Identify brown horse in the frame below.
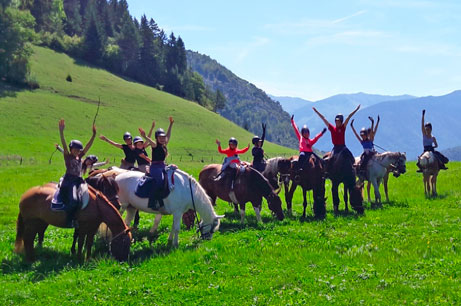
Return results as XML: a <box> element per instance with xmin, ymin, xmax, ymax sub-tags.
<box><xmin>285</xmin><ymin>154</ymin><xmax>327</xmax><ymax>219</ymax></box>
<box><xmin>199</xmin><ymin>164</ymin><xmax>284</xmax><ymax>223</ymax></box>
<box><xmin>14</xmin><ymin>184</ymin><xmax>131</xmax><ymax>262</ymax></box>
<box><xmin>324</xmin><ymin>150</ymin><xmax>364</xmax><ymax>214</ymax></box>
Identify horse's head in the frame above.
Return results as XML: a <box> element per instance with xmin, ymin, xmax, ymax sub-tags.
<box><xmin>109</xmin><ymin>228</ymin><xmax>132</xmax><ymax>262</ymax></box>
<box><xmin>277</xmin><ymin>158</ymin><xmax>292</xmax><ymax>175</ymax></box>
<box><xmin>350</xmin><ymin>185</ymin><xmax>364</xmax><ymax>215</ymax></box>
<box><xmin>266</xmin><ymin>192</ymin><xmax>284</xmax><ymax>221</ymax></box>
<box><xmin>87</xmin><ymin>175</ymin><xmax>121</xmax><ymax>209</ymax></box>
<box><xmin>392</xmin><ymin>153</ymin><xmax>407</xmax><ymax>176</ymax></box>
<box><xmin>198</xmin><ymin>215</ymin><xmax>223</xmax><ymax>240</ymax></box>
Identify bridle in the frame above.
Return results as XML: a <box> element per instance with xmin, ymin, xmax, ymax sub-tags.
<box><xmin>188</xmin><ymin>177</ymin><xmax>216</xmax><ymax>239</ymax></box>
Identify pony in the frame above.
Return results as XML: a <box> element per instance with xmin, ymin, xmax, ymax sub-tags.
<box><xmin>324</xmin><ymin>151</ymin><xmax>364</xmax><ymax>214</ymax></box>
<box><xmin>199</xmin><ymin>164</ymin><xmax>284</xmax><ymax>224</ymax></box>
<box><xmin>115</xmin><ymin>169</ymin><xmax>223</xmax><ymax>247</ymax></box>
<box><xmin>418</xmin><ymin>151</ymin><xmax>440</xmax><ymax>197</ymax></box>
<box><xmin>14</xmin><ymin>184</ymin><xmax>131</xmax><ymax>262</ymax></box>
<box><xmin>261</xmin><ymin>157</ymin><xmax>292</xmax><ymax>192</ymax></box>
<box><xmin>285</xmin><ymin>154</ymin><xmax>326</xmax><ymax>219</ymax></box>
<box><xmin>356</xmin><ymin>152</ymin><xmax>406</xmax><ymax>204</ymax></box>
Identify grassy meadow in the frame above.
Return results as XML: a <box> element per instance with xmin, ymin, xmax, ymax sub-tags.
<box><xmin>0</xmin><ymin>47</ymin><xmax>459</xmax><ymax>305</ymax></box>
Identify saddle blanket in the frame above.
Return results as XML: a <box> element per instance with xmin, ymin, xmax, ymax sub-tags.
<box><xmin>51</xmin><ymin>177</ymin><xmax>89</xmax><ymax>211</ymax></box>
<box><xmin>135</xmin><ymin>165</ymin><xmax>177</xmax><ymax>209</ymax></box>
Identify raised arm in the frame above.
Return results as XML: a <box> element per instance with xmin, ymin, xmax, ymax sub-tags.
<box><xmin>261</xmin><ymin>123</ymin><xmax>266</xmax><ymax>146</ymax></box>
<box><xmin>343</xmin><ymin>104</ymin><xmax>361</xmax><ymax>127</ymax></box>
<box><xmin>236</xmin><ymin>144</ymin><xmax>250</xmax><ymax>154</ymax></box>
<box><xmin>99</xmin><ymin>135</ymin><xmax>123</xmax><ymax>149</ymax></box>
<box><xmin>165</xmin><ymin>117</ymin><xmax>174</xmax><ymax>144</ymax></box>
<box><xmin>82</xmin><ymin>124</ymin><xmax>97</xmax><ymax>156</ymax></box>
<box><xmin>312</xmin><ymin>107</ymin><xmax>330</xmax><ymax>127</ymax></box>
<box><xmin>372</xmin><ymin>115</ymin><xmax>380</xmax><ymax>141</ymax></box>
<box><xmin>290</xmin><ymin>115</ymin><xmax>301</xmax><ymax>140</ymax></box>
<box><xmin>350</xmin><ymin>119</ymin><xmax>362</xmax><ymax>143</ymax></box>
<box><xmin>58</xmin><ymin>119</ymin><xmax>69</xmax><ymax>155</ymax></box>
<box><xmin>147</xmin><ymin>121</ymin><xmax>155</xmax><ymax>138</ymax></box>
<box><xmin>421</xmin><ymin>110</ymin><xmax>427</xmax><ymax>136</ymax></box>
<box><xmin>139</xmin><ymin>128</ymin><xmax>157</xmax><ymax>148</ymax></box>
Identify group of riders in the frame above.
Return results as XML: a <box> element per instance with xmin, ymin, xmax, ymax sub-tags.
<box><xmin>55</xmin><ymin>107</ymin><xmax>448</xmax><ymax>228</ymax></box>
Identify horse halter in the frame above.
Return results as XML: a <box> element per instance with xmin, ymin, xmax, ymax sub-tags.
<box><xmin>188</xmin><ymin>177</ymin><xmax>215</xmax><ymax>239</ymax></box>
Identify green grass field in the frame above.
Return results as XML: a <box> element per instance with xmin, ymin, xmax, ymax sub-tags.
<box><xmin>0</xmin><ymin>47</ymin><xmax>459</xmax><ymax>305</ymax></box>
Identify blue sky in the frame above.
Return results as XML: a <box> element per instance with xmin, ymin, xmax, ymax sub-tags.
<box><xmin>127</xmin><ymin>0</ymin><xmax>461</xmax><ymax>101</ymax></box>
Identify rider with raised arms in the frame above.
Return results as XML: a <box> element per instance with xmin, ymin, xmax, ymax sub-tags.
<box><xmin>215</xmin><ymin>137</ymin><xmax>250</xmax><ymax>182</ymax></box>
<box><xmin>417</xmin><ymin>110</ymin><xmax>448</xmax><ymax>172</ymax></box>
<box><xmin>57</xmin><ymin>119</ymin><xmax>96</xmax><ymax>228</ymax></box>
<box><xmin>251</xmin><ymin>123</ymin><xmax>267</xmax><ymax>172</ymax></box>
<box><xmin>351</xmin><ymin>115</ymin><xmax>380</xmax><ymax>181</ymax></box>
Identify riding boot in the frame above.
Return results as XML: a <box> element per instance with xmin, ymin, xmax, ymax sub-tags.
<box><xmin>214</xmin><ymin>171</ymin><xmax>225</xmax><ymax>182</ymax></box>
<box><xmin>416</xmin><ymin>160</ymin><xmax>423</xmax><ymax>173</ymax></box>
<box><xmin>439</xmin><ymin>161</ymin><xmax>448</xmax><ymax>170</ymax></box>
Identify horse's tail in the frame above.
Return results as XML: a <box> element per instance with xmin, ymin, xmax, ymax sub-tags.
<box><xmin>14</xmin><ymin>213</ymin><xmax>25</xmax><ymax>254</ymax></box>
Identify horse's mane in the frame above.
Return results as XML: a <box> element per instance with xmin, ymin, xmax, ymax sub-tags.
<box><xmin>376</xmin><ymin>151</ymin><xmax>404</xmax><ymax>161</ymax></box>
<box><xmin>263</xmin><ymin>157</ymin><xmax>281</xmax><ymax>175</ymax></box>
<box><xmin>248</xmin><ymin>166</ymin><xmax>274</xmax><ymax>197</ymax></box>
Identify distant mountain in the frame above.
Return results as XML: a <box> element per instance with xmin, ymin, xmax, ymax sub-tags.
<box><xmin>187</xmin><ymin>51</ymin><xmax>296</xmax><ymax>148</ymax></box>
<box><xmin>300</xmin><ymin>91</ymin><xmax>461</xmax><ymax>160</ymax></box>
<box><xmin>269</xmin><ymin>95</ymin><xmax>312</xmax><ymax>114</ymax></box>
<box><xmin>441</xmin><ymin>146</ymin><xmax>461</xmax><ymax>161</ymax></box>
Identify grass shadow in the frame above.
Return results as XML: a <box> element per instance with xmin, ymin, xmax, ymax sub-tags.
<box><xmin>0</xmin><ymin>82</ymin><xmax>27</xmax><ymax>99</ymax></box>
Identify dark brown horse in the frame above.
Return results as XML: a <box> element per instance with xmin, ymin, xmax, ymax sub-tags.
<box><xmin>325</xmin><ymin>150</ymin><xmax>364</xmax><ymax>214</ymax></box>
<box><xmin>285</xmin><ymin>154</ymin><xmax>327</xmax><ymax>219</ymax></box>
<box><xmin>14</xmin><ymin>184</ymin><xmax>131</xmax><ymax>262</ymax></box>
<box><xmin>199</xmin><ymin>164</ymin><xmax>284</xmax><ymax>223</ymax></box>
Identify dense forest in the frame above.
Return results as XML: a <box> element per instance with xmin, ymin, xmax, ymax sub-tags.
<box><xmin>187</xmin><ymin>51</ymin><xmax>297</xmax><ymax>148</ymax></box>
<box><xmin>0</xmin><ymin>0</ymin><xmax>225</xmax><ymax>111</ymax></box>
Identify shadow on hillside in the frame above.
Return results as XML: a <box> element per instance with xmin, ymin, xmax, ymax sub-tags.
<box><xmin>71</xmin><ymin>58</ymin><xmax>139</xmax><ymax>85</ymax></box>
<box><xmin>0</xmin><ymin>82</ymin><xmax>26</xmax><ymax>98</ymax></box>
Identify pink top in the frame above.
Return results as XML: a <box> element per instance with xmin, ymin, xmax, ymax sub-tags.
<box><xmin>291</xmin><ymin>119</ymin><xmax>322</xmax><ymax>153</ymax></box>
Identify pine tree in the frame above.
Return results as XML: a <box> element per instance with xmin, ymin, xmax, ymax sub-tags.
<box><xmin>82</xmin><ymin>3</ymin><xmax>105</xmax><ymax>63</ymax></box>
<box><xmin>117</xmin><ymin>11</ymin><xmax>139</xmax><ymax>74</ymax></box>
<box><xmin>176</xmin><ymin>36</ymin><xmax>187</xmax><ymax>74</ymax></box>
<box><xmin>214</xmin><ymin>89</ymin><xmax>226</xmax><ymax>112</ymax></box>
<box><xmin>63</xmin><ymin>0</ymin><xmax>82</xmax><ymax>35</ymax></box>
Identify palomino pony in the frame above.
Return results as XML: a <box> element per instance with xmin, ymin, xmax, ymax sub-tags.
<box><xmin>418</xmin><ymin>151</ymin><xmax>440</xmax><ymax>197</ymax></box>
<box><xmin>325</xmin><ymin>150</ymin><xmax>364</xmax><ymax>214</ymax></box>
<box><xmin>14</xmin><ymin>184</ymin><xmax>131</xmax><ymax>262</ymax></box>
<box><xmin>199</xmin><ymin>164</ymin><xmax>284</xmax><ymax>223</ymax></box>
<box><xmin>356</xmin><ymin>152</ymin><xmax>406</xmax><ymax>204</ymax></box>
<box><xmin>285</xmin><ymin>154</ymin><xmax>326</xmax><ymax>219</ymax></box>
<box><xmin>115</xmin><ymin>169</ymin><xmax>223</xmax><ymax>247</ymax></box>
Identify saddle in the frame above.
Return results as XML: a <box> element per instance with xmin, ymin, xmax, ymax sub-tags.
<box><xmin>51</xmin><ymin>177</ymin><xmax>89</xmax><ymax>211</ymax></box>
<box><xmin>135</xmin><ymin>165</ymin><xmax>177</xmax><ymax>210</ymax></box>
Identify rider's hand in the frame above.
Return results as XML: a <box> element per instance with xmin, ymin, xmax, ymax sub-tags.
<box><xmin>215</xmin><ymin>139</ymin><xmax>221</xmax><ymax>146</ymax></box>
<box><xmin>92</xmin><ymin>124</ymin><xmax>96</xmax><ymax>135</ymax></box>
<box><xmin>321</xmin><ymin>128</ymin><xmax>327</xmax><ymax>134</ymax></box>
<box><xmin>59</xmin><ymin>119</ymin><xmax>65</xmax><ymax>131</ymax></box>
<box><xmin>139</xmin><ymin>128</ymin><xmax>146</xmax><ymax>137</ymax></box>
<box><xmin>99</xmin><ymin>135</ymin><xmax>106</xmax><ymax>141</ymax></box>
<box><xmin>169</xmin><ymin>116</ymin><xmax>174</xmax><ymax>124</ymax></box>
<box><xmin>422</xmin><ymin>109</ymin><xmax>426</xmax><ymax>116</ymax></box>
<box><xmin>351</xmin><ymin>119</ymin><xmax>354</xmax><ymax>126</ymax></box>
<box><xmin>291</xmin><ymin>114</ymin><xmax>294</xmax><ymax>120</ymax></box>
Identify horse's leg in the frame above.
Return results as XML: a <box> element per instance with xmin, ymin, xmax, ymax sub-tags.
<box><xmin>343</xmin><ymin>185</ymin><xmax>349</xmax><ymax>212</ymax></box>
<box><xmin>85</xmin><ymin>231</ymin><xmax>96</xmax><ymax>261</ymax></box>
<box><xmin>371</xmin><ymin>178</ymin><xmax>381</xmax><ymax>205</ymax></box>
<box><xmin>432</xmin><ymin>174</ymin><xmax>438</xmax><ymax>197</ymax></box>
<box><xmin>71</xmin><ymin>228</ymin><xmax>79</xmax><ymax>255</ymax></box>
<box><xmin>424</xmin><ymin>175</ymin><xmax>430</xmax><ymax>197</ymax></box>
<box><xmin>302</xmin><ymin>188</ymin><xmax>308</xmax><ymax>219</ymax></box>
<box><xmin>383</xmin><ymin>172</ymin><xmax>389</xmax><ymax>202</ymax></box>
<box><xmin>367</xmin><ymin>181</ymin><xmax>372</xmax><ymax>203</ymax></box>
<box><xmin>287</xmin><ymin>182</ymin><xmax>297</xmax><ymax>215</ymax></box>
<box><xmin>252</xmin><ymin>199</ymin><xmax>262</xmax><ymax>223</ymax></box>
<box><xmin>36</xmin><ymin>222</ymin><xmax>47</xmax><ymax>247</ymax></box>
<box><xmin>332</xmin><ymin>181</ymin><xmax>340</xmax><ymax>214</ymax></box>
<box><xmin>149</xmin><ymin>214</ymin><xmax>163</xmax><ymax>234</ymax></box>
<box><xmin>240</xmin><ymin>203</ymin><xmax>246</xmax><ymax>224</ymax></box>
<box><xmin>233</xmin><ymin>203</ymin><xmax>239</xmax><ymax>215</ymax></box>
<box><xmin>284</xmin><ymin>181</ymin><xmax>291</xmax><ymax>213</ymax></box>
<box><xmin>124</xmin><ymin>206</ymin><xmax>137</xmax><ymax>227</ymax></box>
<box><xmin>168</xmin><ymin>213</ymin><xmax>182</xmax><ymax>248</ymax></box>
<box><xmin>23</xmin><ymin>224</ymin><xmax>36</xmax><ymax>262</ymax></box>
<box><xmin>133</xmin><ymin>210</ymin><xmax>140</xmax><ymax>230</ymax></box>
<box><xmin>77</xmin><ymin>232</ymin><xmax>86</xmax><ymax>261</ymax></box>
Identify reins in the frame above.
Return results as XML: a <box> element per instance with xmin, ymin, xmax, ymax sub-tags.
<box><xmin>188</xmin><ymin>177</ymin><xmax>203</xmax><ymax>237</ymax></box>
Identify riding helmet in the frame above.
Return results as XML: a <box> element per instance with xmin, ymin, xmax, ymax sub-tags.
<box><xmin>229</xmin><ymin>137</ymin><xmax>238</xmax><ymax>145</ymax></box>
<box><xmin>424</xmin><ymin>122</ymin><xmax>432</xmax><ymax>129</ymax></box>
<box><xmin>155</xmin><ymin>128</ymin><xmax>166</xmax><ymax>138</ymax></box>
<box><xmin>123</xmin><ymin>132</ymin><xmax>132</xmax><ymax>140</ymax></box>
<box><xmin>301</xmin><ymin>125</ymin><xmax>310</xmax><ymax>135</ymax></box>
<box><xmin>252</xmin><ymin>135</ymin><xmax>260</xmax><ymax>145</ymax></box>
<box><xmin>360</xmin><ymin>127</ymin><xmax>367</xmax><ymax>135</ymax></box>
<box><xmin>69</xmin><ymin>140</ymin><xmax>83</xmax><ymax>150</ymax></box>
<box><xmin>133</xmin><ymin>136</ymin><xmax>144</xmax><ymax>144</ymax></box>
<box><xmin>86</xmin><ymin>155</ymin><xmax>98</xmax><ymax>163</ymax></box>
<box><xmin>335</xmin><ymin>114</ymin><xmax>344</xmax><ymax>123</ymax></box>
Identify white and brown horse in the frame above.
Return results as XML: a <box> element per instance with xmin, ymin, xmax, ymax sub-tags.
<box><xmin>418</xmin><ymin>151</ymin><xmax>440</xmax><ymax>197</ymax></box>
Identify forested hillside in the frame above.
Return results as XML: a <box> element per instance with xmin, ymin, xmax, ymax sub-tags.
<box><xmin>187</xmin><ymin>50</ymin><xmax>296</xmax><ymax>148</ymax></box>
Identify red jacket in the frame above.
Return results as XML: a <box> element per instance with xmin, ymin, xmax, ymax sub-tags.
<box><xmin>218</xmin><ymin>145</ymin><xmax>249</xmax><ymax>164</ymax></box>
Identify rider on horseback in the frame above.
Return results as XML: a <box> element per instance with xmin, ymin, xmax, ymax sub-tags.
<box><xmin>133</xmin><ymin>136</ymin><xmax>151</xmax><ymax>173</ymax></box>
<box><xmin>215</xmin><ymin>137</ymin><xmax>250</xmax><ymax>183</ymax></box>
<box><xmin>313</xmin><ymin>105</ymin><xmax>361</xmax><ymax>176</ymax></box>
<box><xmin>251</xmin><ymin>123</ymin><xmax>267</xmax><ymax>172</ymax></box>
<box><xmin>416</xmin><ymin>110</ymin><xmax>448</xmax><ymax>172</ymax></box>
<box><xmin>57</xmin><ymin>119</ymin><xmax>96</xmax><ymax>228</ymax></box>
<box><xmin>290</xmin><ymin>115</ymin><xmax>326</xmax><ymax>180</ymax></box>
<box><xmin>351</xmin><ymin>115</ymin><xmax>380</xmax><ymax>181</ymax></box>
<box><xmin>56</xmin><ymin>145</ymin><xmax>107</xmax><ymax>176</ymax></box>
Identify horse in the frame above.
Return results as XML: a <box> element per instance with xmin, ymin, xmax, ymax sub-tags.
<box><xmin>285</xmin><ymin>154</ymin><xmax>326</xmax><ymax>219</ymax></box>
<box><xmin>261</xmin><ymin>157</ymin><xmax>292</xmax><ymax>191</ymax></box>
<box><xmin>324</xmin><ymin>150</ymin><xmax>364</xmax><ymax>215</ymax></box>
<box><xmin>199</xmin><ymin>164</ymin><xmax>284</xmax><ymax>224</ymax></box>
<box><xmin>356</xmin><ymin>152</ymin><xmax>406</xmax><ymax>204</ymax></box>
<box><xmin>418</xmin><ymin>151</ymin><xmax>440</xmax><ymax>197</ymax></box>
<box><xmin>14</xmin><ymin>184</ymin><xmax>131</xmax><ymax>262</ymax></box>
<box><xmin>115</xmin><ymin>168</ymin><xmax>223</xmax><ymax>247</ymax></box>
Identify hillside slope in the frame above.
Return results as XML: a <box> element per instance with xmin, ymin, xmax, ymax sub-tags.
<box><xmin>441</xmin><ymin>146</ymin><xmax>461</xmax><ymax>161</ymax></box>
<box><xmin>186</xmin><ymin>50</ymin><xmax>297</xmax><ymax>148</ymax></box>
<box><xmin>0</xmin><ymin>47</ymin><xmax>293</xmax><ymax>164</ymax></box>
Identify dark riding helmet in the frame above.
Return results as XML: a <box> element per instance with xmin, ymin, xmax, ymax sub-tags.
<box><xmin>69</xmin><ymin>140</ymin><xmax>83</xmax><ymax>150</ymax></box>
<box><xmin>155</xmin><ymin>128</ymin><xmax>166</xmax><ymax>138</ymax></box>
<box><xmin>424</xmin><ymin>122</ymin><xmax>432</xmax><ymax>129</ymax></box>
<box><xmin>252</xmin><ymin>135</ymin><xmax>260</xmax><ymax>145</ymax></box>
<box><xmin>133</xmin><ymin>136</ymin><xmax>143</xmax><ymax>144</ymax></box>
<box><xmin>301</xmin><ymin>125</ymin><xmax>310</xmax><ymax>135</ymax></box>
<box><xmin>123</xmin><ymin>132</ymin><xmax>132</xmax><ymax>140</ymax></box>
<box><xmin>335</xmin><ymin>114</ymin><xmax>344</xmax><ymax>123</ymax></box>
<box><xmin>86</xmin><ymin>155</ymin><xmax>98</xmax><ymax>163</ymax></box>
<box><xmin>229</xmin><ymin>137</ymin><xmax>238</xmax><ymax>145</ymax></box>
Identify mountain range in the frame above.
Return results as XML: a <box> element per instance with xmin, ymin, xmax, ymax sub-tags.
<box><xmin>272</xmin><ymin>92</ymin><xmax>461</xmax><ymax>160</ymax></box>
